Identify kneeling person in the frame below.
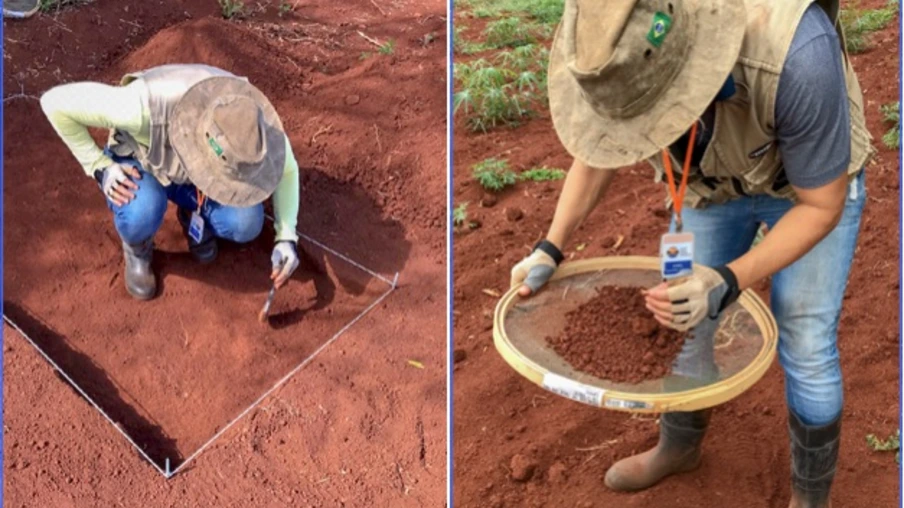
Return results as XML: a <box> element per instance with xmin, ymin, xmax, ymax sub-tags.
<box><xmin>41</xmin><ymin>64</ymin><xmax>300</xmax><ymax>300</ymax></box>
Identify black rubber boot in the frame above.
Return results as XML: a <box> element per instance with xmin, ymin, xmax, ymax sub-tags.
<box><xmin>788</xmin><ymin>411</ymin><xmax>841</xmax><ymax>508</ymax></box>
<box><xmin>177</xmin><ymin>208</ymin><xmax>218</xmax><ymax>264</ymax></box>
<box><xmin>604</xmin><ymin>410</ymin><xmax>710</xmax><ymax>491</ymax></box>
<box><xmin>122</xmin><ymin>239</ymin><xmax>156</xmax><ymax>300</ymax></box>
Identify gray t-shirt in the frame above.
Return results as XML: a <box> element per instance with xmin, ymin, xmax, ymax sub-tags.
<box><xmin>775</xmin><ymin>3</ymin><xmax>850</xmax><ymax>189</ymax></box>
<box><xmin>674</xmin><ymin>4</ymin><xmax>850</xmax><ymax>190</ymax></box>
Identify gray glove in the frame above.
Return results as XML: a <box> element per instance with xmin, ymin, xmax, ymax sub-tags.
<box><xmin>511</xmin><ymin>240</ymin><xmax>565</xmax><ymax>295</ymax></box>
<box><xmin>665</xmin><ymin>265</ymin><xmax>739</xmax><ymax>331</ymax></box>
<box><xmin>95</xmin><ymin>162</ymin><xmax>141</xmax><ymax>206</ymax></box>
<box><xmin>271</xmin><ymin>240</ymin><xmax>300</xmax><ymax>288</ymax></box>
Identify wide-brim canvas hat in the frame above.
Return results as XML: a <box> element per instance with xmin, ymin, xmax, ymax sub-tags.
<box><xmin>3</xmin><ymin>0</ymin><xmax>40</xmax><ymax>18</ymax></box>
<box><xmin>170</xmin><ymin>76</ymin><xmax>286</xmax><ymax>207</ymax></box>
<box><xmin>548</xmin><ymin>0</ymin><xmax>746</xmax><ymax>169</ymax></box>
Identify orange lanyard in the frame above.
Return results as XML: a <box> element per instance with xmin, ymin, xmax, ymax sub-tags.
<box><xmin>196</xmin><ymin>187</ymin><xmax>206</xmax><ymax>212</ymax></box>
<box><xmin>661</xmin><ymin>121</ymin><xmax>698</xmax><ymax>232</ymax></box>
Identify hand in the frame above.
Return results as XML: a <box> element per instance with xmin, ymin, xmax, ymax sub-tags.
<box><xmin>270</xmin><ymin>241</ymin><xmax>300</xmax><ymax>289</ymax></box>
<box><xmin>510</xmin><ymin>250</ymin><xmax>558</xmax><ymax>297</ymax></box>
<box><xmin>643</xmin><ymin>265</ymin><xmax>740</xmax><ymax>331</ymax></box>
<box><xmin>98</xmin><ymin>163</ymin><xmax>142</xmax><ymax>206</ymax></box>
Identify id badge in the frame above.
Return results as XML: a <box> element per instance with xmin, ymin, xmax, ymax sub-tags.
<box><xmin>661</xmin><ymin>232</ymin><xmax>694</xmax><ymax>280</ymax></box>
<box><xmin>188</xmin><ymin>211</ymin><xmax>205</xmax><ymax>243</ymax></box>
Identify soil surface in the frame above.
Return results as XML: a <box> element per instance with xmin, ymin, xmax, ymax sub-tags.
<box><xmin>452</xmin><ymin>2</ymin><xmax>899</xmax><ymax>507</ymax></box>
<box><xmin>4</xmin><ymin>0</ymin><xmax>446</xmax><ymax>506</ymax></box>
<box><xmin>546</xmin><ymin>286</ymin><xmax>686</xmax><ymax>384</ymax></box>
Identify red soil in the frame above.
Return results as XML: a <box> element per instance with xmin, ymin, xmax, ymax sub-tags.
<box><xmin>545</xmin><ymin>286</ymin><xmax>686</xmax><ymax>384</ymax></box>
<box><xmin>4</xmin><ymin>0</ymin><xmax>446</xmax><ymax>506</ymax></box>
<box><xmin>452</xmin><ymin>3</ymin><xmax>900</xmax><ymax>507</ymax></box>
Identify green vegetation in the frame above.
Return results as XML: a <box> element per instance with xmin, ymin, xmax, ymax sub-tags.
<box><xmin>520</xmin><ymin>167</ymin><xmax>565</xmax><ymax>182</ymax></box>
<box><xmin>39</xmin><ymin>0</ymin><xmax>91</xmax><ymax>12</ymax></box>
<box><xmin>218</xmin><ymin>0</ymin><xmax>245</xmax><ymax>19</ymax></box>
<box><xmin>840</xmin><ymin>0</ymin><xmax>898</xmax><ymax>53</ymax></box>
<box><xmin>454</xmin><ymin>44</ymin><xmax>549</xmax><ymax>132</ymax></box>
<box><xmin>453</xmin><ymin>202</ymin><xmax>470</xmax><ymax>227</ymax></box>
<box><xmin>484</xmin><ymin>17</ymin><xmax>537</xmax><ymax>48</ymax></box>
<box><xmin>473</xmin><ymin>158</ymin><xmax>517</xmax><ymax>191</ymax></box>
<box><xmin>278</xmin><ymin>1</ymin><xmax>295</xmax><ymax>17</ymax></box>
<box><xmin>881</xmin><ymin>101</ymin><xmax>900</xmax><ymax>149</ymax></box>
<box><xmin>379</xmin><ymin>39</ymin><xmax>396</xmax><ymax>55</ymax></box>
<box><xmin>866</xmin><ymin>430</ymin><xmax>900</xmax><ymax>464</ymax></box>
<box><xmin>461</xmin><ymin>0</ymin><xmax>564</xmax><ymax>24</ymax></box>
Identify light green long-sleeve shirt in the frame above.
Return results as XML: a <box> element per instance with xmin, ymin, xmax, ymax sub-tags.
<box><xmin>40</xmin><ymin>80</ymin><xmax>299</xmax><ymax>242</ymax></box>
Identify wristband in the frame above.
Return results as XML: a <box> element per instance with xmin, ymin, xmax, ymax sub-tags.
<box><xmin>533</xmin><ymin>239</ymin><xmax>564</xmax><ymax>266</ymax></box>
<box><xmin>712</xmin><ymin>265</ymin><xmax>740</xmax><ymax>312</ymax></box>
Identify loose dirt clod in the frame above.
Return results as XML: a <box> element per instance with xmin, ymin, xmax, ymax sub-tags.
<box><xmin>453</xmin><ymin>349</ymin><xmax>468</xmax><ymax>363</ymax></box>
<box><xmin>545</xmin><ymin>286</ymin><xmax>686</xmax><ymax>384</ymax></box>
<box><xmin>509</xmin><ymin>454</ymin><xmax>537</xmax><ymax>482</ymax></box>
<box><xmin>504</xmin><ymin>207</ymin><xmax>523</xmax><ymax>222</ymax></box>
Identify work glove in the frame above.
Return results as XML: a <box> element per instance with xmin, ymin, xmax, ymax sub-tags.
<box><xmin>510</xmin><ymin>240</ymin><xmax>564</xmax><ymax>296</ymax></box>
<box><xmin>644</xmin><ymin>265</ymin><xmax>740</xmax><ymax>332</ymax></box>
<box><xmin>270</xmin><ymin>240</ymin><xmax>300</xmax><ymax>288</ymax></box>
<box><xmin>95</xmin><ymin>163</ymin><xmax>142</xmax><ymax>207</ymax></box>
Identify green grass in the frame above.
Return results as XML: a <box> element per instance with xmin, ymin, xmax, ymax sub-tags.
<box><xmin>520</xmin><ymin>167</ymin><xmax>565</xmax><ymax>182</ymax></box>
<box><xmin>278</xmin><ymin>1</ymin><xmax>295</xmax><ymax>17</ymax></box>
<box><xmin>840</xmin><ymin>0</ymin><xmax>898</xmax><ymax>53</ymax></box>
<box><xmin>378</xmin><ymin>39</ymin><xmax>396</xmax><ymax>55</ymax></box>
<box><xmin>866</xmin><ymin>430</ymin><xmax>900</xmax><ymax>464</ymax></box>
<box><xmin>218</xmin><ymin>0</ymin><xmax>245</xmax><ymax>19</ymax></box>
<box><xmin>881</xmin><ymin>101</ymin><xmax>899</xmax><ymax>149</ymax></box>
<box><xmin>483</xmin><ymin>16</ymin><xmax>538</xmax><ymax>49</ymax></box>
<box><xmin>39</xmin><ymin>0</ymin><xmax>90</xmax><ymax>12</ymax></box>
<box><xmin>460</xmin><ymin>0</ymin><xmax>564</xmax><ymax>24</ymax></box>
<box><xmin>454</xmin><ymin>44</ymin><xmax>549</xmax><ymax>132</ymax></box>
<box><xmin>473</xmin><ymin>158</ymin><xmax>517</xmax><ymax>191</ymax></box>
<box><xmin>453</xmin><ymin>202</ymin><xmax>470</xmax><ymax>227</ymax></box>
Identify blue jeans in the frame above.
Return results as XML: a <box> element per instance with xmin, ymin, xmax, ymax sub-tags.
<box><xmin>673</xmin><ymin>171</ymin><xmax>865</xmax><ymax>426</ymax></box>
<box><xmin>105</xmin><ymin>156</ymin><xmax>264</xmax><ymax>245</ymax></box>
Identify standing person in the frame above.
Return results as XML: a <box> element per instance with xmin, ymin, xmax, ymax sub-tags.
<box><xmin>41</xmin><ymin>64</ymin><xmax>301</xmax><ymax>300</ymax></box>
<box><xmin>510</xmin><ymin>1</ymin><xmax>873</xmax><ymax>506</ymax></box>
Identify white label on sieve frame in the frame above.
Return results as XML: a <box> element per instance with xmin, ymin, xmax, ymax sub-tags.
<box><xmin>542</xmin><ymin>372</ymin><xmax>604</xmax><ymax>407</ymax></box>
<box><xmin>604</xmin><ymin>398</ymin><xmax>652</xmax><ymax>410</ymax></box>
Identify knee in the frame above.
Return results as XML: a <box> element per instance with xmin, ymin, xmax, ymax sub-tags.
<box><xmin>111</xmin><ymin>177</ymin><xmax>167</xmax><ymax>244</ymax></box>
<box><xmin>219</xmin><ymin>205</ymin><xmax>264</xmax><ymax>244</ymax></box>
<box><xmin>778</xmin><ymin>330</ymin><xmax>841</xmax><ymax>383</ymax></box>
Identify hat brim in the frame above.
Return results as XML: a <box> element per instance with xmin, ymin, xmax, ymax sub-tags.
<box><xmin>169</xmin><ymin>76</ymin><xmax>286</xmax><ymax>207</ymax></box>
<box><xmin>548</xmin><ymin>0</ymin><xmax>747</xmax><ymax>169</ymax></box>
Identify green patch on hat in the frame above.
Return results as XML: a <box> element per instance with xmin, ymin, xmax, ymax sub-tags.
<box><xmin>208</xmin><ymin>137</ymin><xmax>224</xmax><ymax>157</ymax></box>
<box><xmin>646</xmin><ymin>11</ymin><xmax>672</xmax><ymax>48</ymax></box>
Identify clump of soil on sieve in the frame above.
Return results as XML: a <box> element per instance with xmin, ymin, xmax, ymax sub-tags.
<box><xmin>545</xmin><ymin>286</ymin><xmax>686</xmax><ymax>383</ymax></box>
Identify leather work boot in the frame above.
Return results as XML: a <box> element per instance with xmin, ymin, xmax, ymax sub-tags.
<box><xmin>122</xmin><ymin>239</ymin><xmax>156</xmax><ymax>300</ymax></box>
<box><xmin>787</xmin><ymin>412</ymin><xmax>841</xmax><ymax>508</ymax></box>
<box><xmin>177</xmin><ymin>207</ymin><xmax>218</xmax><ymax>264</ymax></box>
<box><xmin>604</xmin><ymin>410</ymin><xmax>710</xmax><ymax>491</ymax></box>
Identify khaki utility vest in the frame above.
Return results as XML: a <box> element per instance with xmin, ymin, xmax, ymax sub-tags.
<box><xmin>647</xmin><ymin>0</ymin><xmax>875</xmax><ymax>209</ymax></box>
<box><xmin>107</xmin><ymin>64</ymin><xmax>239</xmax><ymax>186</ymax></box>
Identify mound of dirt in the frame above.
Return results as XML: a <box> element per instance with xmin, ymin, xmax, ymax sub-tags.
<box><xmin>545</xmin><ymin>286</ymin><xmax>686</xmax><ymax>383</ymax></box>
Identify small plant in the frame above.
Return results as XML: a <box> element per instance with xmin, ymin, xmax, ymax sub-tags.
<box><xmin>453</xmin><ymin>202</ymin><xmax>470</xmax><ymax>227</ymax></box>
<box><xmin>39</xmin><ymin>0</ymin><xmax>91</xmax><ymax>12</ymax></box>
<box><xmin>473</xmin><ymin>158</ymin><xmax>517</xmax><ymax>191</ymax></box>
<box><xmin>520</xmin><ymin>167</ymin><xmax>565</xmax><ymax>182</ymax></box>
<box><xmin>866</xmin><ymin>429</ymin><xmax>900</xmax><ymax>464</ymax></box>
<box><xmin>379</xmin><ymin>39</ymin><xmax>396</xmax><ymax>55</ymax></box>
<box><xmin>484</xmin><ymin>17</ymin><xmax>537</xmax><ymax>49</ymax></box>
<box><xmin>881</xmin><ymin>101</ymin><xmax>899</xmax><ymax>149</ymax></box>
<box><xmin>218</xmin><ymin>0</ymin><xmax>245</xmax><ymax>19</ymax></box>
<box><xmin>278</xmin><ymin>1</ymin><xmax>295</xmax><ymax>17</ymax></box>
<box><xmin>454</xmin><ymin>45</ymin><xmax>549</xmax><ymax>132</ymax></box>
<box><xmin>360</xmin><ymin>52</ymin><xmax>372</xmax><ymax>60</ymax></box>
<box><xmin>840</xmin><ymin>0</ymin><xmax>897</xmax><ymax>53</ymax></box>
